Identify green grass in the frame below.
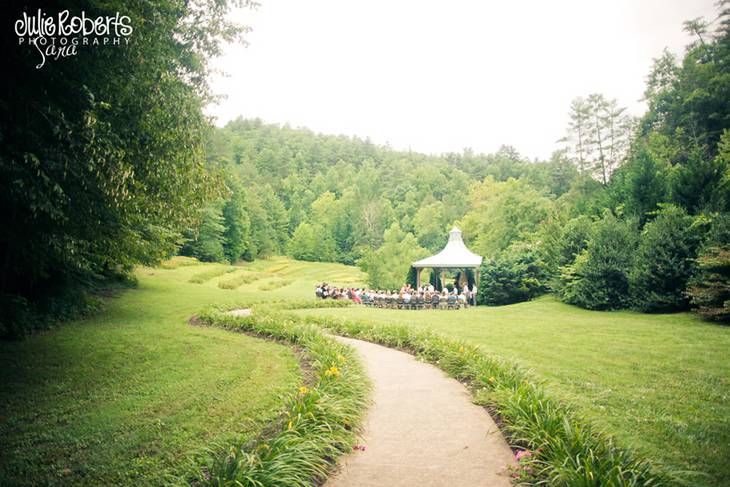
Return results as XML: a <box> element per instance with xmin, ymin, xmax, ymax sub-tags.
<box><xmin>6</xmin><ymin>256</ymin><xmax>726</xmax><ymax>485</ymax></box>
<box><xmin>0</xmin><ymin>263</ymin><xmax>304</xmax><ymax>486</ymax></box>
<box><xmin>258</xmin><ymin>278</ymin><xmax>293</xmax><ymax>291</ymax></box>
<box><xmin>217</xmin><ymin>270</ymin><xmax>266</xmax><ymax>290</ymax></box>
<box><xmin>295</xmin><ymin>295</ymin><xmax>730</xmax><ymax>486</ymax></box>
<box><xmin>188</xmin><ymin>266</ymin><xmax>236</xmax><ymax>284</ymax></box>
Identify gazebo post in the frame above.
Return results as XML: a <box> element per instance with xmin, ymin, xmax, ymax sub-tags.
<box><xmin>474</xmin><ymin>266</ymin><xmax>480</xmax><ymax>303</ymax></box>
<box><xmin>416</xmin><ymin>267</ymin><xmax>423</xmax><ymax>288</ymax></box>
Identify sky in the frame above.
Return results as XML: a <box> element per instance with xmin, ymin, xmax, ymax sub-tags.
<box><xmin>206</xmin><ymin>0</ymin><xmax>718</xmax><ymax>160</ymax></box>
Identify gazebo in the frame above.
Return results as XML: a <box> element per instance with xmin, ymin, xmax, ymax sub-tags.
<box><xmin>412</xmin><ymin>227</ymin><xmax>483</xmax><ymax>291</ymax></box>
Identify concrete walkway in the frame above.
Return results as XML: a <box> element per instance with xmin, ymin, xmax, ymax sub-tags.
<box><xmin>327</xmin><ymin>336</ymin><xmax>516</xmax><ymax>487</ymax></box>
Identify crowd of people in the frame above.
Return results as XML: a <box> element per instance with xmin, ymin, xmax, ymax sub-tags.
<box><xmin>315</xmin><ymin>282</ymin><xmax>478</xmax><ymax>309</ymax></box>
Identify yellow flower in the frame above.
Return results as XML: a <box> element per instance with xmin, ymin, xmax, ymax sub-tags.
<box><xmin>459</xmin><ymin>346</ymin><xmax>465</xmax><ymax>353</ymax></box>
<box><xmin>288</xmin><ymin>421</ymin><xmax>293</xmax><ymax>431</ymax></box>
<box><xmin>299</xmin><ymin>386</ymin><xmax>309</xmax><ymax>395</ymax></box>
<box><xmin>488</xmin><ymin>376</ymin><xmax>496</xmax><ymax>384</ymax></box>
<box><xmin>337</xmin><ymin>354</ymin><xmax>347</xmax><ymax>363</ymax></box>
<box><xmin>324</xmin><ymin>365</ymin><xmax>341</xmax><ymax>377</ymax></box>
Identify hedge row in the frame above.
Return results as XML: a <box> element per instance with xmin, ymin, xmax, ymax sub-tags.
<box><xmin>194</xmin><ymin>307</ymin><xmax>369</xmax><ymax>487</ymax></box>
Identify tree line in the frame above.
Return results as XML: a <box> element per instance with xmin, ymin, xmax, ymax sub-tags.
<box><xmin>2</xmin><ymin>2</ymin><xmax>728</xmax><ymax>338</ymax></box>
<box><xmin>187</xmin><ymin>4</ymin><xmax>730</xmax><ymax>321</ymax></box>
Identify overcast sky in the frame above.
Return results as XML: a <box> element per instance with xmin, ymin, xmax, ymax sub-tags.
<box><xmin>206</xmin><ymin>0</ymin><xmax>718</xmax><ymax>160</ymax></box>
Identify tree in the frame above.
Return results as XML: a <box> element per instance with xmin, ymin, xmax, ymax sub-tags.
<box><xmin>630</xmin><ymin>206</ymin><xmax>703</xmax><ymax>311</ymax></box>
<box><xmin>0</xmin><ymin>0</ymin><xmax>248</xmax><ymax>334</ymax></box>
<box><xmin>687</xmin><ymin>214</ymin><xmax>730</xmax><ymax>322</ymax></box>
<box><xmin>563</xmin><ymin>94</ymin><xmax>634</xmax><ymax>184</ymax></box>
<box><xmin>183</xmin><ymin>206</ymin><xmax>227</xmax><ymax>263</ymax></box>
<box><xmin>412</xmin><ymin>202</ymin><xmax>448</xmax><ymax>252</ymax></box>
<box><xmin>478</xmin><ymin>243</ymin><xmax>548</xmax><ymax>306</ymax></box>
<box><xmin>222</xmin><ymin>181</ymin><xmax>252</xmax><ymax>262</ymax></box>
<box><xmin>539</xmin><ymin>214</ymin><xmax>593</xmax><ymax>285</ymax></box>
<box><xmin>359</xmin><ymin>223</ymin><xmax>428</xmax><ymax>290</ymax></box>
<box><xmin>608</xmin><ymin>143</ymin><xmax>670</xmax><ymax>224</ymax></box>
<box><xmin>559</xmin><ymin>213</ymin><xmax>638</xmax><ymax>310</ymax></box>
<box><xmin>462</xmin><ymin>178</ymin><xmax>553</xmax><ymax>256</ymax></box>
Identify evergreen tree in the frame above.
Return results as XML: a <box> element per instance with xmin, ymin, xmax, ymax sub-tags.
<box><xmin>560</xmin><ymin>213</ymin><xmax>638</xmax><ymax>310</ymax></box>
<box><xmin>687</xmin><ymin>214</ymin><xmax>730</xmax><ymax>322</ymax></box>
<box><xmin>630</xmin><ymin>206</ymin><xmax>703</xmax><ymax>311</ymax></box>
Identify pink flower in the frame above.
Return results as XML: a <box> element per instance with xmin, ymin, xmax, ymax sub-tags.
<box><xmin>515</xmin><ymin>449</ymin><xmax>532</xmax><ymax>461</ymax></box>
<box><xmin>353</xmin><ymin>444</ymin><xmax>367</xmax><ymax>451</ymax></box>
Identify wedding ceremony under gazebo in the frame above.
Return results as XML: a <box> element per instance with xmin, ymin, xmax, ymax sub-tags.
<box><xmin>411</xmin><ymin>227</ymin><xmax>483</xmax><ymax>294</ymax></box>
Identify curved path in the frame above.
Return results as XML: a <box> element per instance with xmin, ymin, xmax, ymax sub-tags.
<box><xmin>327</xmin><ymin>336</ymin><xmax>516</xmax><ymax>487</ymax></box>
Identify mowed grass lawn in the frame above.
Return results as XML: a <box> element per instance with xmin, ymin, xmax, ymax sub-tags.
<box><xmin>296</xmin><ymin>295</ymin><xmax>730</xmax><ymax>486</ymax></box>
<box><xmin>0</xmin><ymin>257</ymin><xmax>361</xmax><ymax>486</ymax></box>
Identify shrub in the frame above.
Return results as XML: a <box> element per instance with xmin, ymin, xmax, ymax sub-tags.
<box><xmin>428</xmin><ymin>267</ymin><xmax>443</xmax><ymax>292</ymax></box>
<box><xmin>687</xmin><ymin>214</ymin><xmax>730</xmax><ymax>322</ymax></box>
<box><xmin>559</xmin><ymin>213</ymin><xmax>638</xmax><ymax>310</ymax></box>
<box><xmin>478</xmin><ymin>243</ymin><xmax>548</xmax><ymax>305</ymax></box>
<box><xmin>539</xmin><ymin>215</ymin><xmax>592</xmax><ymax>289</ymax></box>
<box><xmin>630</xmin><ymin>206</ymin><xmax>704</xmax><ymax>312</ymax></box>
<box><xmin>405</xmin><ymin>266</ymin><xmax>418</xmax><ymax>288</ymax></box>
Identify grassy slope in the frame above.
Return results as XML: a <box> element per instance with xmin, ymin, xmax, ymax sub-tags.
<box><xmin>296</xmin><ymin>295</ymin><xmax>730</xmax><ymax>486</ymax></box>
<box><xmin>6</xmin><ymin>256</ymin><xmax>727</xmax><ymax>484</ymax></box>
<box><xmin>0</xmin><ymin>258</ymin><xmax>349</xmax><ymax>486</ymax></box>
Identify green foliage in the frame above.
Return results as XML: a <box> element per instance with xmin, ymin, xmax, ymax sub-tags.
<box><xmin>287</xmin><ymin>222</ymin><xmax>337</xmax><ymax>262</ymax></box>
<box><xmin>182</xmin><ymin>206</ymin><xmax>227</xmax><ymax>262</ymax></box>
<box><xmin>222</xmin><ymin>180</ymin><xmax>252</xmax><ymax>262</ymax></box>
<box><xmin>429</xmin><ymin>267</ymin><xmax>443</xmax><ymax>292</ymax></box>
<box><xmin>608</xmin><ymin>143</ymin><xmax>670</xmax><ymax>223</ymax></box>
<box><xmin>405</xmin><ymin>266</ymin><xmax>418</xmax><ymax>288</ymax></box>
<box><xmin>687</xmin><ymin>214</ymin><xmax>730</xmax><ymax>322</ymax></box>
<box><xmin>539</xmin><ymin>215</ymin><xmax>593</xmax><ymax>284</ymax></box>
<box><xmin>197</xmin><ymin>307</ymin><xmax>369</xmax><ymax>487</ymax></box>
<box><xmin>0</xmin><ymin>0</ymin><xmax>246</xmax><ymax>332</ymax></box>
<box><xmin>630</xmin><ymin>206</ymin><xmax>704</xmax><ymax>311</ymax></box>
<box><xmin>559</xmin><ymin>213</ymin><xmax>638</xmax><ymax>310</ymax></box>
<box><xmin>359</xmin><ymin>223</ymin><xmax>428</xmax><ymax>290</ymax></box>
<box><xmin>462</xmin><ymin>177</ymin><xmax>553</xmax><ymax>256</ymax></box>
<box><xmin>478</xmin><ymin>243</ymin><xmax>548</xmax><ymax>305</ymax></box>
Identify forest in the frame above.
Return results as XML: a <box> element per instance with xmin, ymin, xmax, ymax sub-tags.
<box><xmin>185</xmin><ymin>7</ymin><xmax>730</xmax><ymax>320</ymax></box>
<box><xmin>1</xmin><ymin>1</ymin><xmax>729</xmax><ymax>338</ymax></box>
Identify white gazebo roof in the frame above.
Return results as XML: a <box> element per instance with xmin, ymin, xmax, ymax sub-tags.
<box><xmin>412</xmin><ymin>227</ymin><xmax>483</xmax><ymax>268</ymax></box>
